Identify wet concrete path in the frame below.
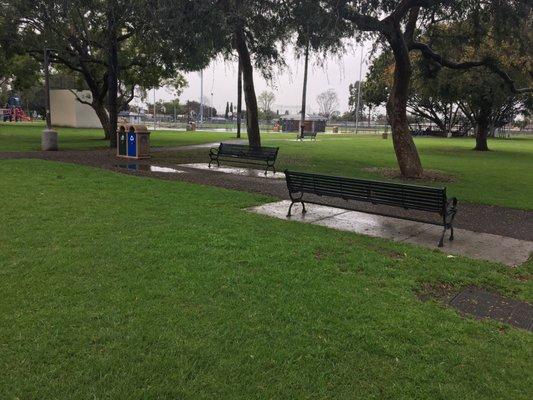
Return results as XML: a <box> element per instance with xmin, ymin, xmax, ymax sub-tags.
<box><xmin>248</xmin><ymin>201</ymin><xmax>533</xmax><ymax>266</ymax></box>
<box><xmin>1</xmin><ymin>147</ymin><xmax>532</xmax><ymax>244</ymax></box>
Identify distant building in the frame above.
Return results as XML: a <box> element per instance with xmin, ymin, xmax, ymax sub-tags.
<box><xmin>50</xmin><ymin>90</ymin><xmax>102</xmax><ymax>128</ymax></box>
<box><xmin>279</xmin><ymin>114</ymin><xmax>327</xmax><ymax>133</ymax></box>
<box><xmin>118</xmin><ymin>111</ymin><xmax>143</xmax><ymax>125</ymax></box>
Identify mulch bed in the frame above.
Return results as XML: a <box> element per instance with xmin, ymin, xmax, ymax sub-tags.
<box><xmin>1</xmin><ymin>147</ymin><xmax>532</xmax><ymax>242</ymax></box>
<box><xmin>362</xmin><ymin>167</ymin><xmax>457</xmax><ymax>183</ymax></box>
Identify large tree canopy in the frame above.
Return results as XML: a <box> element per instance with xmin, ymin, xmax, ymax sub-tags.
<box><xmin>6</xmin><ymin>0</ymin><xmax>215</xmax><ymax>144</ymax></box>
<box><xmin>0</xmin><ymin>12</ymin><xmax>40</xmax><ymax>102</ymax></box>
<box><xmin>328</xmin><ymin>0</ymin><xmax>532</xmax><ymax>177</ymax></box>
<box><xmin>209</xmin><ymin>0</ymin><xmax>292</xmax><ymax>147</ymax></box>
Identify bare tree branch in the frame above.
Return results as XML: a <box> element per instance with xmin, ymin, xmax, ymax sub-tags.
<box><xmin>69</xmin><ymin>89</ymin><xmax>93</xmax><ymax>106</ymax></box>
<box><xmin>410</xmin><ymin>41</ymin><xmax>533</xmax><ymax>94</ymax></box>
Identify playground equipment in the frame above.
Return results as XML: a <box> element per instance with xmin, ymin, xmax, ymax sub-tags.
<box><xmin>1</xmin><ymin>96</ymin><xmax>32</xmax><ymax>122</ymax></box>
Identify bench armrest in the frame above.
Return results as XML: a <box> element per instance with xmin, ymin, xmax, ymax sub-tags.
<box><xmin>446</xmin><ymin>197</ymin><xmax>458</xmax><ymax>215</ymax></box>
<box><xmin>209</xmin><ymin>147</ymin><xmax>219</xmax><ymax>156</ymax></box>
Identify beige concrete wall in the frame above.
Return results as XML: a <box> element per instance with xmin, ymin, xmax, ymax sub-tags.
<box><xmin>50</xmin><ymin>90</ymin><xmax>102</xmax><ymax>129</ymax></box>
<box><xmin>50</xmin><ymin>90</ymin><xmax>76</xmax><ymax>127</ymax></box>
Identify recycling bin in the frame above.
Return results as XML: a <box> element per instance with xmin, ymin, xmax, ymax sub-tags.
<box><xmin>116</xmin><ymin>125</ymin><xmax>151</xmax><ymax>159</ymax></box>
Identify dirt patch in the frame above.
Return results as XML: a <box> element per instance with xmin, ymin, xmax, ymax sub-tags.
<box><xmin>362</xmin><ymin>167</ymin><xmax>457</xmax><ymax>183</ymax></box>
<box><xmin>367</xmin><ymin>244</ymin><xmax>406</xmax><ymax>260</ymax></box>
<box><xmin>515</xmin><ymin>274</ymin><xmax>532</xmax><ymax>282</ymax></box>
<box><xmin>416</xmin><ymin>282</ymin><xmax>458</xmax><ymax>303</ymax></box>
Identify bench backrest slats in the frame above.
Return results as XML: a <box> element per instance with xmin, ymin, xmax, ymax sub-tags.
<box><xmin>286</xmin><ymin>170</ymin><xmax>446</xmax><ymax>214</ymax></box>
<box><xmin>218</xmin><ymin>143</ymin><xmax>279</xmax><ymax>160</ymax></box>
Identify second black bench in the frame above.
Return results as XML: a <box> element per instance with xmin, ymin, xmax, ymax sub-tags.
<box><xmin>285</xmin><ymin>170</ymin><xmax>458</xmax><ymax>247</ymax></box>
<box><xmin>298</xmin><ymin>131</ymin><xmax>318</xmax><ymax>141</ymax></box>
<box><xmin>209</xmin><ymin>143</ymin><xmax>279</xmax><ymax>175</ymax></box>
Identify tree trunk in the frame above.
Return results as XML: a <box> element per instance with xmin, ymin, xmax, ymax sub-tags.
<box><xmin>107</xmin><ymin>2</ymin><xmax>119</xmax><ymax>148</ymax></box>
<box><xmin>299</xmin><ymin>40</ymin><xmax>310</xmax><ymax>138</ymax></box>
<box><xmin>93</xmin><ymin>101</ymin><xmax>111</xmax><ymax>139</ymax></box>
<box><xmin>236</xmin><ymin>57</ymin><xmax>242</xmax><ymax>139</ymax></box>
<box><xmin>474</xmin><ymin>117</ymin><xmax>490</xmax><ymax>151</ymax></box>
<box><xmin>234</xmin><ymin>27</ymin><xmax>261</xmax><ymax>148</ymax></box>
<box><xmin>386</xmin><ymin>31</ymin><xmax>424</xmax><ymax>178</ymax></box>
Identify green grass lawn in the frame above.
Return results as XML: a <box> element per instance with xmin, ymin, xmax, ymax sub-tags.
<box><xmin>259</xmin><ymin>134</ymin><xmax>533</xmax><ymax>210</ymax></box>
<box><xmin>1</xmin><ymin>159</ymin><xmax>531</xmax><ymax>399</ymax></box>
<box><xmin>2</xmin><ymin>122</ymin><xmax>533</xmax><ymax>209</ymax></box>
<box><xmin>0</xmin><ymin>122</ymin><xmax>236</xmax><ymax>151</ymax></box>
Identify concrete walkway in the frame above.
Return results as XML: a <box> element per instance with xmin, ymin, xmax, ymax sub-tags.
<box><xmin>179</xmin><ymin>163</ymin><xmax>285</xmax><ymax>179</ymax></box>
<box><xmin>248</xmin><ymin>201</ymin><xmax>533</xmax><ymax>267</ymax></box>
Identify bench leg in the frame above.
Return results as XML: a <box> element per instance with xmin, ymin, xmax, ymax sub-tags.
<box><xmin>287</xmin><ymin>199</ymin><xmax>306</xmax><ymax>217</ymax></box>
<box><xmin>265</xmin><ymin>163</ymin><xmax>276</xmax><ymax>176</ymax></box>
<box><xmin>449</xmin><ymin>225</ymin><xmax>454</xmax><ymax>241</ymax></box>
<box><xmin>287</xmin><ymin>201</ymin><xmax>295</xmax><ymax>217</ymax></box>
<box><xmin>209</xmin><ymin>155</ymin><xmax>219</xmax><ymax>168</ymax></box>
<box><xmin>438</xmin><ymin>226</ymin><xmax>447</xmax><ymax>248</ymax></box>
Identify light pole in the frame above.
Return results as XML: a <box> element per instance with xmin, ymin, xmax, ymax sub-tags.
<box><xmin>354</xmin><ymin>45</ymin><xmax>364</xmax><ymax>134</ymax></box>
<box><xmin>153</xmin><ymin>87</ymin><xmax>156</xmax><ymax>131</ymax></box>
<box><xmin>42</xmin><ymin>48</ymin><xmax>58</xmax><ymax>151</ymax></box>
<box><xmin>199</xmin><ymin>69</ymin><xmax>204</xmax><ymax>124</ymax></box>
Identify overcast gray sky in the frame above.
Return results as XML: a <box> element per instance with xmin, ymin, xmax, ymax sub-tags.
<box><xmin>153</xmin><ymin>40</ymin><xmax>372</xmax><ymax>115</ymax></box>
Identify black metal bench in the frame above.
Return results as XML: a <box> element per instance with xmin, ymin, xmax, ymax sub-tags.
<box><xmin>209</xmin><ymin>143</ymin><xmax>279</xmax><ymax>175</ymax></box>
<box><xmin>298</xmin><ymin>131</ymin><xmax>318</xmax><ymax>141</ymax></box>
<box><xmin>285</xmin><ymin>170</ymin><xmax>458</xmax><ymax>247</ymax></box>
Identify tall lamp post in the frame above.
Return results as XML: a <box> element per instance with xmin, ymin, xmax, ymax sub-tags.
<box><xmin>354</xmin><ymin>45</ymin><xmax>364</xmax><ymax>135</ymax></box>
<box><xmin>42</xmin><ymin>48</ymin><xmax>58</xmax><ymax>151</ymax></box>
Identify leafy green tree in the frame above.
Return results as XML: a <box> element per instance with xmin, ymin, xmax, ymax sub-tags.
<box><xmin>8</xmin><ymin>0</ymin><xmax>213</xmax><ymax>145</ymax></box>
<box><xmin>289</xmin><ymin>0</ymin><xmax>347</xmax><ymax>136</ymax></box>
<box><xmin>258</xmin><ymin>90</ymin><xmax>276</xmax><ymax>120</ymax></box>
<box><xmin>332</xmin><ymin>0</ymin><xmax>532</xmax><ymax>177</ymax></box>
<box><xmin>0</xmin><ymin>13</ymin><xmax>40</xmax><ymax>104</ymax></box>
<box><xmin>418</xmin><ymin>21</ymin><xmax>532</xmax><ymax>150</ymax></box>
<box><xmin>212</xmin><ymin>0</ymin><xmax>291</xmax><ymax>147</ymax></box>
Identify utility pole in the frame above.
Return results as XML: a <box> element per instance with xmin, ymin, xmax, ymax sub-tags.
<box><xmin>153</xmin><ymin>87</ymin><xmax>156</xmax><ymax>130</ymax></box>
<box><xmin>41</xmin><ymin>48</ymin><xmax>58</xmax><ymax>151</ymax></box>
<box><xmin>355</xmin><ymin>45</ymin><xmax>364</xmax><ymax>134</ymax></box>
<box><xmin>199</xmin><ymin>70</ymin><xmax>204</xmax><ymax>124</ymax></box>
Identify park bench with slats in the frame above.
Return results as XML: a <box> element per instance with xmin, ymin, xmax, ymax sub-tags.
<box><xmin>298</xmin><ymin>131</ymin><xmax>318</xmax><ymax>141</ymax></box>
<box><xmin>209</xmin><ymin>143</ymin><xmax>279</xmax><ymax>175</ymax></box>
<box><xmin>284</xmin><ymin>170</ymin><xmax>458</xmax><ymax>247</ymax></box>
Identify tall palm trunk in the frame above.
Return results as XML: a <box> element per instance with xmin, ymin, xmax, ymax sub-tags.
<box><xmin>299</xmin><ymin>40</ymin><xmax>310</xmax><ymax>138</ymax></box>
<box><xmin>236</xmin><ymin>57</ymin><xmax>243</xmax><ymax>139</ymax></box>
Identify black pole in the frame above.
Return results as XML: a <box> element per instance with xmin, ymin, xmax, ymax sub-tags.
<box><xmin>41</xmin><ymin>47</ymin><xmax>58</xmax><ymax>150</ymax></box>
<box><xmin>43</xmin><ymin>48</ymin><xmax>52</xmax><ymax>130</ymax></box>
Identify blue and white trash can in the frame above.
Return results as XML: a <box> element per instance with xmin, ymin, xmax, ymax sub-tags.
<box><xmin>116</xmin><ymin>125</ymin><xmax>151</xmax><ymax>159</ymax></box>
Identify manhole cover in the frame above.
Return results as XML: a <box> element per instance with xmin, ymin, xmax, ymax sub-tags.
<box><xmin>449</xmin><ymin>287</ymin><xmax>533</xmax><ymax>331</ymax></box>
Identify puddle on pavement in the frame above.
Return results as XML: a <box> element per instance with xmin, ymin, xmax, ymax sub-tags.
<box><xmin>179</xmin><ymin>163</ymin><xmax>285</xmax><ymax>179</ymax></box>
<box><xmin>115</xmin><ymin>164</ymin><xmax>186</xmax><ymax>174</ymax></box>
